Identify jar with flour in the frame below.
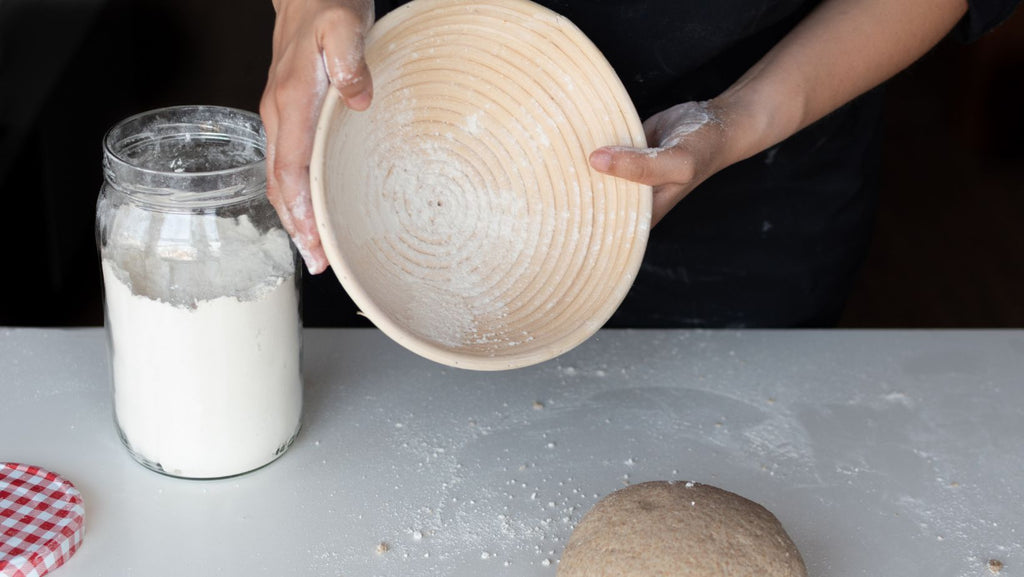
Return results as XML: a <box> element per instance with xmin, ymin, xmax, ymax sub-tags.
<box><xmin>97</xmin><ymin>106</ymin><xmax>302</xmax><ymax>479</ymax></box>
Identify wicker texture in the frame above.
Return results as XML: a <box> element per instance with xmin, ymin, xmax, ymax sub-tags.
<box><xmin>312</xmin><ymin>0</ymin><xmax>650</xmax><ymax>369</ymax></box>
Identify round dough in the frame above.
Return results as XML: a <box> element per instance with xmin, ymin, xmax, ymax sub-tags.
<box><xmin>558</xmin><ymin>481</ymin><xmax>806</xmax><ymax>577</ymax></box>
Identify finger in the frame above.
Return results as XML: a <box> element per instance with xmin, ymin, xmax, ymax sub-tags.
<box><xmin>274</xmin><ymin>110</ymin><xmax>330</xmax><ymax>274</ymax></box>
<box><xmin>318</xmin><ymin>10</ymin><xmax>374</xmax><ymax>111</ymax></box>
<box><xmin>260</xmin><ymin>85</ymin><xmax>298</xmax><ymax>239</ymax></box>
<box><xmin>589</xmin><ymin>145</ymin><xmax>696</xmax><ymax>188</ymax></box>
<box><xmin>267</xmin><ymin>48</ymin><xmax>331</xmax><ymax>274</ymax></box>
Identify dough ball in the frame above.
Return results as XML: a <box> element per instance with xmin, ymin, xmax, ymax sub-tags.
<box><xmin>557</xmin><ymin>481</ymin><xmax>806</xmax><ymax>577</ymax></box>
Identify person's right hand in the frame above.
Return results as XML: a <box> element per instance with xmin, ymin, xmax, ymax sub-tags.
<box><xmin>261</xmin><ymin>0</ymin><xmax>375</xmax><ymax>274</ymax></box>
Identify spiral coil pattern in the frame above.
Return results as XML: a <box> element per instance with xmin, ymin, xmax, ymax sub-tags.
<box><xmin>312</xmin><ymin>0</ymin><xmax>651</xmax><ymax>370</ymax></box>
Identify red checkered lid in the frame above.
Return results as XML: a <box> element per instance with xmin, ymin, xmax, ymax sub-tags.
<box><xmin>1</xmin><ymin>463</ymin><xmax>85</xmax><ymax>577</ymax></box>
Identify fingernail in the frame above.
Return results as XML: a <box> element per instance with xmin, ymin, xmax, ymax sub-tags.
<box><xmin>296</xmin><ymin>242</ymin><xmax>329</xmax><ymax>275</ymax></box>
<box><xmin>590</xmin><ymin>149</ymin><xmax>612</xmax><ymax>172</ymax></box>
<box><xmin>346</xmin><ymin>89</ymin><xmax>372</xmax><ymax>111</ymax></box>
<box><xmin>306</xmin><ymin>255</ymin><xmax>328</xmax><ymax>275</ymax></box>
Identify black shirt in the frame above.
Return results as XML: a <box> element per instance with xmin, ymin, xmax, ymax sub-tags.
<box><xmin>305</xmin><ymin>0</ymin><xmax>1020</xmax><ymax>328</ymax></box>
<box><xmin>538</xmin><ymin>0</ymin><xmax>879</xmax><ymax>328</ymax></box>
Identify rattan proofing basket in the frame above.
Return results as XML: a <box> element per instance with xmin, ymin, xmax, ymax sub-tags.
<box><xmin>311</xmin><ymin>0</ymin><xmax>651</xmax><ymax>370</ymax></box>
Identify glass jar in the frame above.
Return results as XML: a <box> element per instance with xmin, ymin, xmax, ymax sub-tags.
<box><xmin>96</xmin><ymin>106</ymin><xmax>302</xmax><ymax>479</ymax></box>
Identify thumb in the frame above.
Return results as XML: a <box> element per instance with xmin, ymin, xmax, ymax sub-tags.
<box><xmin>322</xmin><ymin>40</ymin><xmax>374</xmax><ymax>111</ymax></box>
<box><xmin>589</xmin><ymin>145</ymin><xmax>695</xmax><ymax>188</ymax></box>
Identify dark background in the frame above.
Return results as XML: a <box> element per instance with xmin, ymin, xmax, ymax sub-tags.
<box><xmin>1</xmin><ymin>0</ymin><xmax>1021</xmax><ymax>328</ymax></box>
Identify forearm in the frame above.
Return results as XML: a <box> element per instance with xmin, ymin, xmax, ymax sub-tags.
<box><xmin>712</xmin><ymin>0</ymin><xmax>968</xmax><ymax>168</ymax></box>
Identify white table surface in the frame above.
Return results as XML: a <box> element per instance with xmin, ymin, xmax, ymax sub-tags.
<box><xmin>2</xmin><ymin>327</ymin><xmax>1023</xmax><ymax>576</ymax></box>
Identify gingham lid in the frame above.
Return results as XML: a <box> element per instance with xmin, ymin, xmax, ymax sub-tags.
<box><xmin>1</xmin><ymin>463</ymin><xmax>85</xmax><ymax>577</ymax></box>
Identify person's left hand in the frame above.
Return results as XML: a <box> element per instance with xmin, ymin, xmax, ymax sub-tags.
<box><xmin>588</xmin><ymin>101</ymin><xmax>728</xmax><ymax>225</ymax></box>
<box><xmin>261</xmin><ymin>0</ymin><xmax>376</xmax><ymax>274</ymax></box>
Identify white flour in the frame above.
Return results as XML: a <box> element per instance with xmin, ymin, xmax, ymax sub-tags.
<box><xmin>348</xmin><ymin>108</ymin><xmax>532</xmax><ymax>351</ymax></box>
<box><xmin>649</xmin><ymin>100</ymin><xmax>716</xmax><ymax>149</ymax></box>
<box><xmin>102</xmin><ymin>211</ymin><xmax>301</xmax><ymax>478</ymax></box>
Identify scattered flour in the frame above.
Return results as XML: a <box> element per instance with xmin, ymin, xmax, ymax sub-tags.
<box><xmin>648</xmin><ymin>100</ymin><xmax>717</xmax><ymax>150</ymax></box>
<box><xmin>323</xmin><ymin>20</ymin><xmax>649</xmax><ymax>358</ymax></box>
<box><xmin>344</xmin><ymin>92</ymin><xmax>533</xmax><ymax>351</ymax></box>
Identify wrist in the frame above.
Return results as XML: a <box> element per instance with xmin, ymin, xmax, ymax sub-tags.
<box><xmin>708</xmin><ymin>72</ymin><xmax>807</xmax><ymax>169</ymax></box>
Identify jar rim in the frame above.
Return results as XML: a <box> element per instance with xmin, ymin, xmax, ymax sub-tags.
<box><xmin>103</xmin><ymin>105</ymin><xmax>267</xmax><ymax>208</ymax></box>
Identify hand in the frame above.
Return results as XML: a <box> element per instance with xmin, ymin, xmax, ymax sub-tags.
<box><xmin>260</xmin><ymin>0</ymin><xmax>375</xmax><ymax>274</ymax></box>
<box><xmin>588</xmin><ymin>101</ymin><xmax>728</xmax><ymax>226</ymax></box>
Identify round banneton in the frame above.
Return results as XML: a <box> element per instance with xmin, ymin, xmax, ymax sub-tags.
<box><xmin>311</xmin><ymin>0</ymin><xmax>651</xmax><ymax>370</ymax></box>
